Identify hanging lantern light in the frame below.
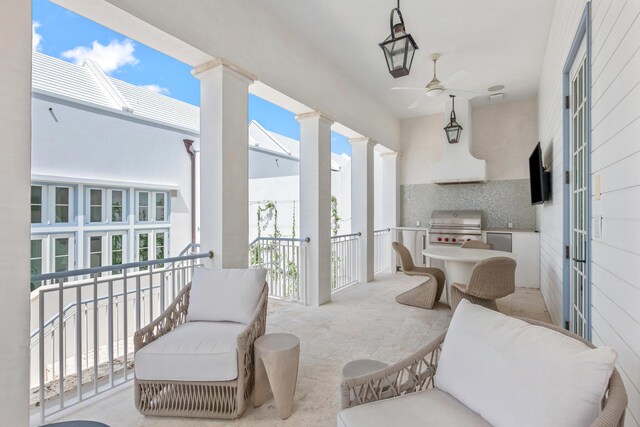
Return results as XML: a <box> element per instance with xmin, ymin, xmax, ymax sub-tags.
<box><xmin>444</xmin><ymin>95</ymin><xmax>463</xmax><ymax>144</ymax></box>
<box><xmin>379</xmin><ymin>0</ymin><xmax>419</xmax><ymax>78</ymax></box>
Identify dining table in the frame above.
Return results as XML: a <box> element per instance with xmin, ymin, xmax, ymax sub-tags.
<box><xmin>422</xmin><ymin>246</ymin><xmax>516</xmax><ymax>303</ymax></box>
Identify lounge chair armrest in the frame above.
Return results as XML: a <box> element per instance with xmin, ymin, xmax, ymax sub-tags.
<box><xmin>134</xmin><ymin>283</ymin><xmax>191</xmax><ymax>353</ymax></box>
<box><xmin>340</xmin><ymin>330</ymin><xmax>446</xmax><ymax>409</ymax></box>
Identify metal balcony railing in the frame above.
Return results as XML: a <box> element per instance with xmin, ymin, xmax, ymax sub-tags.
<box><xmin>29</xmin><ymin>244</ymin><xmax>213</xmax><ymax>423</ymax></box>
<box><xmin>331</xmin><ymin>232</ymin><xmax>360</xmax><ymax>292</ymax></box>
<box><xmin>374</xmin><ymin>228</ymin><xmax>392</xmax><ymax>273</ymax></box>
<box><xmin>249</xmin><ymin>236</ymin><xmax>309</xmax><ymax>302</ymax></box>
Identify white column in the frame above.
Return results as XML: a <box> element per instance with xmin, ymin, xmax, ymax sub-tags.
<box><xmin>381</xmin><ymin>152</ymin><xmax>399</xmax><ymax>272</ymax></box>
<box><xmin>193</xmin><ymin>60</ymin><xmax>255</xmax><ymax>268</ymax></box>
<box><xmin>296</xmin><ymin>111</ymin><xmax>333</xmax><ymax>306</ymax></box>
<box><xmin>0</xmin><ymin>0</ymin><xmax>31</xmax><ymax>424</ymax></box>
<box><xmin>349</xmin><ymin>137</ymin><xmax>375</xmax><ymax>283</ymax></box>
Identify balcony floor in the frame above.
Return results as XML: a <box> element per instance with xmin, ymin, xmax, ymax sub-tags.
<box><xmin>52</xmin><ymin>272</ymin><xmax>551</xmax><ymax>426</ymax></box>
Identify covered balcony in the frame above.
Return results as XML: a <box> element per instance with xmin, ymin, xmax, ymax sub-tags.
<box><xmin>1</xmin><ymin>0</ymin><xmax>639</xmax><ymax>426</ymax></box>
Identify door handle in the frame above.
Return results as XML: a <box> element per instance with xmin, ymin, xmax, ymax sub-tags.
<box><xmin>572</xmin><ymin>258</ymin><xmax>586</xmax><ymax>263</ymax></box>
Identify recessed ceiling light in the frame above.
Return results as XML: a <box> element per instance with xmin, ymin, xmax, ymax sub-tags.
<box><xmin>488</xmin><ymin>85</ymin><xmax>505</xmax><ymax>92</ymax></box>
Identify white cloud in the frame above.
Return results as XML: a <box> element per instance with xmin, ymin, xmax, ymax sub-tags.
<box><xmin>61</xmin><ymin>39</ymin><xmax>138</xmax><ymax>74</ymax></box>
<box><xmin>140</xmin><ymin>84</ymin><xmax>171</xmax><ymax>95</ymax></box>
<box><xmin>32</xmin><ymin>21</ymin><xmax>43</xmax><ymax>52</ymax></box>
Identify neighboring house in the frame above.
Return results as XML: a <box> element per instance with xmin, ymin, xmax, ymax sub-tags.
<box><xmin>30</xmin><ymin>52</ymin><xmax>354</xmax><ymax>287</ymax></box>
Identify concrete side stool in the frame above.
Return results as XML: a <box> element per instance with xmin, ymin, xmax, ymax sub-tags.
<box><xmin>253</xmin><ymin>333</ymin><xmax>300</xmax><ymax>419</ymax></box>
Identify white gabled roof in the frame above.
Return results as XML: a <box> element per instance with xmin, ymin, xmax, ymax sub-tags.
<box><xmin>32</xmin><ymin>51</ymin><xmax>199</xmax><ymax>133</ymax></box>
<box><xmin>32</xmin><ymin>52</ymin><xmax>120</xmax><ymax>110</ymax></box>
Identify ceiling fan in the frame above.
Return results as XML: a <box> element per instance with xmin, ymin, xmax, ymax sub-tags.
<box><xmin>392</xmin><ymin>53</ymin><xmax>477</xmax><ymax>109</ymax></box>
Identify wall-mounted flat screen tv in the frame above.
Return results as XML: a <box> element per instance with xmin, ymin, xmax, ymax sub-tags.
<box><xmin>529</xmin><ymin>142</ymin><xmax>551</xmax><ymax>205</ymax></box>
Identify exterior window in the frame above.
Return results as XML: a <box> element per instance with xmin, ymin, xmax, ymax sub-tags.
<box><xmin>89</xmin><ymin>236</ymin><xmax>102</xmax><ymax>268</ymax></box>
<box><xmin>31</xmin><ymin>186</ymin><xmax>43</xmax><ymax>224</ymax></box>
<box><xmin>138</xmin><ymin>233</ymin><xmax>149</xmax><ymax>270</ymax></box>
<box><xmin>54</xmin><ymin>187</ymin><xmax>71</xmax><ymax>223</ymax></box>
<box><xmin>156</xmin><ymin>232</ymin><xmax>166</xmax><ymax>260</ymax></box>
<box><xmin>89</xmin><ymin>189</ymin><xmax>103</xmax><ymax>223</ymax></box>
<box><xmin>111</xmin><ymin>234</ymin><xmax>124</xmax><ymax>274</ymax></box>
<box><xmin>31</xmin><ymin>239</ymin><xmax>43</xmax><ymax>291</ymax></box>
<box><xmin>138</xmin><ymin>192</ymin><xmax>149</xmax><ymax>222</ymax></box>
<box><xmin>111</xmin><ymin>190</ymin><xmax>124</xmax><ymax>222</ymax></box>
<box><xmin>54</xmin><ymin>237</ymin><xmax>71</xmax><ymax>272</ymax></box>
<box><xmin>155</xmin><ymin>193</ymin><xmax>166</xmax><ymax>222</ymax></box>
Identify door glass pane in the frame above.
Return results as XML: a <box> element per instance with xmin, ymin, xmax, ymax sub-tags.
<box><xmin>111</xmin><ymin>234</ymin><xmax>123</xmax><ymax>274</ymax></box>
<box><xmin>139</xmin><ymin>233</ymin><xmax>149</xmax><ymax>269</ymax></box>
<box><xmin>156</xmin><ymin>233</ymin><xmax>165</xmax><ymax>260</ymax></box>
<box><xmin>89</xmin><ymin>236</ymin><xmax>102</xmax><ymax>269</ymax></box>
<box><xmin>54</xmin><ymin>237</ymin><xmax>70</xmax><ymax>273</ymax></box>
<box><xmin>31</xmin><ymin>240</ymin><xmax>43</xmax><ymax>291</ymax></box>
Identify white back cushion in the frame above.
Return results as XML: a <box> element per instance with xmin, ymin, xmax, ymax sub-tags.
<box><xmin>186</xmin><ymin>268</ymin><xmax>266</xmax><ymax>324</ymax></box>
<box><xmin>435</xmin><ymin>300</ymin><xmax>617</xmax><ymax>427</ymax></box>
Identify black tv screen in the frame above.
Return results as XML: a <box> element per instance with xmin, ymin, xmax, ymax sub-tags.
<box><xmin>529</xmin><ymin>142</ymin><xmax>548</xmax><ymax>205</ymax></box>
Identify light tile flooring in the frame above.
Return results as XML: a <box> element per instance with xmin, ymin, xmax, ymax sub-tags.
<box><xmin>54</xmin><ymin>272</ymin><xmax>551</xmax><ymax>427</ymax></box>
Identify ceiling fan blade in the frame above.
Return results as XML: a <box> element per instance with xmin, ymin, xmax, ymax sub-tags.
<box><xmin>408</xmin><ymin>94</ymin><xmax>427</xmax><ymax>109</ymax></box>
<box><xmin>440</xmin><ymin>69</ymin><xmax>471</xmax><ymax>87</ymax></box>
<box><xmin>391</xmin><ymin>87</ymin><xmax>427</xmax><ymax>91</ymax></box>
<box><xmin>445</xmin><ymin>88</ymin><xmax>478</xmax><ymax>99</ymax></box>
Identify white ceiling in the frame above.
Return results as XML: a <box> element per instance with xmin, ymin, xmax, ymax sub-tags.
<box><xmin>258</xmin><ymin>0</ymin><xmax>557</xmax><ymax>119</ymax></box>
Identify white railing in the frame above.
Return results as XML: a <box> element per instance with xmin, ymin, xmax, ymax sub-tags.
<box><xmin>249</xmin><ymin>236</ymin><xmax>309</xmax><ymax>302</ymax></box>
<box><xmin>374</xmin><ymin>228</ymin><xmax>392</xmax><ymax>273</ymax></box>
<box><xmin>331</xmin><ymin>232</ymin><xmax>360</xmax><ymax>292</ymax></box>
<box><xmin>30</xmin><ymin>245</ymin><xmax>213</xmax><ymax>423</ymax></box>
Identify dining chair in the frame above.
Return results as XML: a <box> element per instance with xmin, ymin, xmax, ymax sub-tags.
<box><xmin>392</xmin><ymin>241</ymin><xmax>446</xmax><ymax>308</ymax></box>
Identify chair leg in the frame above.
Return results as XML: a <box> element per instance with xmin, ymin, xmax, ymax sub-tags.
<box><xmin>450</xmin><ymin>286</ymin><xmax>499</xmax><ymax>313</ymax></box>
<box><xmin>395</xmin><ymin>279</ymin><xmax>438</xmax><ymax>309</ymax></box>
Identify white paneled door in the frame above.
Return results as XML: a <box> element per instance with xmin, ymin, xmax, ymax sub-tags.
<box><xmin>569</xmin><ymin>38</ymin><xmax>588</xmax><ymax>339</ymax></box>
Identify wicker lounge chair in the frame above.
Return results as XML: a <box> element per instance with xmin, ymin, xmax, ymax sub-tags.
<box><xmin>461</xmin><ymin>240</ymin><xmax>491</xmax><ymax>249</ymax></box>
<box><xmin>392</xmin><ymin>241</ymin><xmax>445</xmax><ymax>304</ymax></box>
<box><xmin>450</xmin><ymin>256</ymin><xmax>516</xmax><ymax>312</ymax></box>
<box><xmin>339</xmin><ymin>312</ymin><xmax>627</xmax><ymax>427</ymax></box>
<box><xmin>133</xmin><ymin>273</ymin><xmax>268</xmax><ymax>419</ymax></box>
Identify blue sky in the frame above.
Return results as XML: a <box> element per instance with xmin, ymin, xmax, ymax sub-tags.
<box><xmin>32</xmin><ymin>0</ymin><xmax>351</xmax><ymax>155</ymax></box>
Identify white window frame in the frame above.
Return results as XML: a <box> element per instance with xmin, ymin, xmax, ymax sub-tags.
<box><xmin>51</xmin><ymin>185</ymin><xmax>75</xmax><ymax>225</ymax></box>
<box><xmin>136</xmin><ymin>191</ymin><xmax>169</xmax><ymax>223</ymax></box>
<box><xmin>108</xmin><ymin>189</ymin><xmax>127</xmax><ymax>224</ymax></box>
<box><xmin>85</xmin><ymin>231</ymin><xmax>128</xmax><ymax>271</ymax></box>
<box><xmin>86</xmin><ymin>187</ymin><xmax>105</xmax><ymax>224</ymax></box>
<box><xmin>31</xmin><ymin>185</ymin><xmax>46</xmax><ymax>225</ymax></box>
<box><xmin>50</xmin><ymin>233</ymin><xmax>76</xmax><ymax>273</ymax></box>
<box><xmin>135</xmin><ymin>229</ymin><xmax>169</xmax><ymax>268</ymax></box>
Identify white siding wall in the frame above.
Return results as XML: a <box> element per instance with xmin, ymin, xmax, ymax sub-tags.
<box><xmin>538</xmin><ymin>1</ymin><xmax>640</xmax><ymax>425</ymax></box>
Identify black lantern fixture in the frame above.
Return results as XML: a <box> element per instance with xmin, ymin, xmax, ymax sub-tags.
<box><xmin>444</xmin><ymin>95</ymin><xmax>463</xmax><ymax>144</ymax></box>
<box><xmin>379</xmin><ymin>0</ymin><xmax>419</xmax><ymax>78</ymax></box>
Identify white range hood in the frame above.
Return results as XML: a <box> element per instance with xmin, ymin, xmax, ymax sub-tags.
<box><xmin>430</xmin><ymin>97</ymin><xmax>486</xmax><ymax>184</ymax></box>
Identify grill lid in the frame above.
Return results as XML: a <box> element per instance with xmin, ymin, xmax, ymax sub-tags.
<box><xmin>429</xmin><ymin>210</ymin><xmax>482</xmax><ymax>227</ymax></box>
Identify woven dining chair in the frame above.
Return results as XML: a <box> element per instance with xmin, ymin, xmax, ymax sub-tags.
<box><xmin>392</xmin><ymin>241</ymin><xmax>446</xmax><ymax>309</ymax></box>
<box><xmin>450</xmin><ymin>256</ymin><xmax>516</xmax><ymax>312</ymax></box>
<box><xmin>461</xmin><ymin>240</ymin><xmax>491</xmax><ymax>249</ymax></box>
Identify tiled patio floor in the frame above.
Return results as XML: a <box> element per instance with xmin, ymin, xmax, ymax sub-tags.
<box><xmin>52</xmin><ymin>272</ymin><xmax>551</xmax><ymax>427</ymax></box>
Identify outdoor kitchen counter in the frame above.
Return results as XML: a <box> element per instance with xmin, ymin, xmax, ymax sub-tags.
<box><xmin>422</xmin><ymin>246</ymin><xmax>516</xmax><ymax>303</ymax></box>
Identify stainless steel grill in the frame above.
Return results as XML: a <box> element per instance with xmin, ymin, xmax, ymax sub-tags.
<box><xmin>428</xmin><ymin>210</ymin><xmax>482</xmax><ymax>245</ymax></box>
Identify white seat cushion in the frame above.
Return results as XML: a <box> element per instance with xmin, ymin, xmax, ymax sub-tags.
<box><xmin>135</xmin><ymin>321</ymin><xmax>246</xmax><ymax>382</ymax></box>
<box><xmin>435</xmin><ymin>299</ymin><xmax>617</xmax><ymax>427</ymax></box>
<box><xmin>187</xmin><ymin>268</ymin><xmax>267</xmax><ymax>324</ymax></box>
<box><xmin>336</xmin><ymin>389</ymin><xmax>491</xmax><ymax>427</ymax></box>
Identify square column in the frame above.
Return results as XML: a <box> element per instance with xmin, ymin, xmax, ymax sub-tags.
<box><xmin>349</xmin><ymin>137</ymin><xmax>375</xmax><ymax>283</ymax></box>
<box><xmin>381</xmin><ymin>152</ymin><xmax>399</xmax><ymax>272</ymax></box>
<box><xmin>193</xmin><ymin>60</ymin><xmax>255</xmax><ymax>268</ymax></box>
<box><xmin>296</xmin><ymin>111</ymin><xmax>333</xmax><ymax>306</ymax></box>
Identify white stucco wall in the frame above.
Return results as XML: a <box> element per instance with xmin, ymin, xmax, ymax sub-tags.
<box><xmin>32</xmin><ymin>93</ymin><xmax>196</xmax><ymax>258</ymax></box>
<box><xmin>399</xmin><ymin>98</ymin><xmax>539</xmax><ymax>185</ymax></box>
<box><xmin>0</xmin><ymin>0</ymin><xmax>31</xmax><ymax>424</ymax></box>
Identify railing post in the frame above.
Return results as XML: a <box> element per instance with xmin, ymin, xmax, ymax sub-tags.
<box><xmin>39</xmin><ymin>288</ymin><xmax>45</xmax><ymax>423</ymax></box>
<box><xmin>58</xmin><ymin>278</ymin><xmax>65</xmax><ymax>411</ymax></box>
<box><xmin>75</xmin><ymin>285</ymin><xmax>82</xmax><ymax>402</ymax></box>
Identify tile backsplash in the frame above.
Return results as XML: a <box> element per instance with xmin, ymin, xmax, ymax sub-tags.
<box><xmin>400</xmin><ymin>179</ymin><xmax>537</xmax><ymax>230</ymax></box>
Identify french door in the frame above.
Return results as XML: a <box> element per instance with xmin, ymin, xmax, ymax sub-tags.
<box><xmin>568</xmin><ymin>38</ymin><xmax>589</xmax><ymax>338</ymax></box>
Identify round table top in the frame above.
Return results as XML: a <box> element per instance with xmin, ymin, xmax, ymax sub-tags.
<box><xmin>255</xmin><ymin>333</ymin><xmax>300</xmax><ymax>353</ymax></box>
<box><xmin>342</xmin><ymin>359</ymin><xmax>388</xmax><ymax>378</ymax></box>
<box><xmin>422</xmin><ymin>246</ymin><xmax>516</xmax><ymax>263</ymax></box>
<box><xmin>43</xmin><ymin>422</ymin><xmax>110</xmax><ymax>427</ymax></box>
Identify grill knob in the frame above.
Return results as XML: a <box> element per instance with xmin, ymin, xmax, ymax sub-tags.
<box><xmin>437</xmin><ymin>237</ymin><xmax>442</xmax><ymax>242</ymax></box>
<box><xmin>444</xmin><ymin>238</ymin><xmax>449</xmax><ymax>242</ymax></box>
<box><xmin>452</xmin><ymin>238</ymin><xmax>457</xmax><ymax>243</ymax></box>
